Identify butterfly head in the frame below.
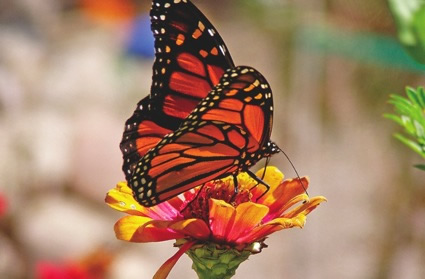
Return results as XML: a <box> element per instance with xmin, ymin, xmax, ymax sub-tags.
<box><xmin>263</xmin><ymin>141</ymin><xmax>280</xmax><ymax>157</ymax></box>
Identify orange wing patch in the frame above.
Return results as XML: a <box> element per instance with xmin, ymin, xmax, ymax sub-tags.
<box><xmin>169</xmin><ymin>72</ymin><xmax>211</xmax><ymax>98</ymax></box>
<box><xmin>159</xmin><ymin>143</ymin><xmax>192</xmax><ymax>154</ymax></box>
<box><xmin>157</xmin><ymin>164</ymin><xmax>237</xmax><ymax>201</ymax></box>
<box><xmin>176</xmin><ymin>132</ymin><xmax>215</xmax><ymax>145</ymax></box>
<box><xmin>148</xmin><ymin>157</ymin><xmax>196</xmax><ymax>178</ymax></box>
<box><xmin>151</xmin><ymin>152</ymin><xmax>180</xmax><ymax>167</ymax></box>
<box><xmin>207</xmin><ymin>65</ymin><xmax>225</xmax><ymax>86</ymax></box>
<box><xmin>137</xmin><ymin>120</ymin><xmax>171</xmax><ymax>136</ymax></box>
<box><xmin>192</xmin><ymin>29</ymin><xmax>202</xmax><ymax>39</ymax></box>
<box><xmin>156</xmin><ymin>159</ymin><xmax>235</xmax><ymax>193</ymax></box>
<box><xmin>183</xmin><ymin>143</ymin><xmax>240</xmax><ymax>157</ymax></box>
<box><xmin>201</xmin><ymin>109</ymin><xmax>241</xmax><ymax>125</ymax></box>
<box><xmin>227</xmin><ymin>129</ymin><xmax>246</xmax><ymax>147</ymax></box>
<box><xmin>176</xmin><ymin>34</ymin><xmax>185</xmax><ymax>45</ymax></box>
<box><xmin>177</xmin><ymin>53</ymin><xmax>206</xmax><ymax>77</ymax></box>
<box><xmin>163</xmin><ymin>94</ymin><xmax>200</xmax><ymax>119</ymax></box>
<box><xmin>243</xmin><ymin>104</ymin><xmax>264</xmax><ymax>144</ymax></box>
<box><xmin>210</xmin><ymin>47</ymin><xmax>218</xmax><ymax>55</ymax></box>
<box><xmin>199</xmin><ymin>49</ymin><xmax>208</xmax><ymax>58</ymax></box>
<box><xmin>218</xmin><ymin>98</ymin><xmax>244</xmax><ymax>111</ymax></box>
<box><xmin>136</xmin><ymin>137</ymin><xmax>162</xmax><ymax>156</ymax></box>
<box><xmin>197</xmin><ymin>124</ymin><xmax>225</xmax><ymax>141</ymax></box>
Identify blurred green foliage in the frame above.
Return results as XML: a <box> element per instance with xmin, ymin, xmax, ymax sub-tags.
<box><xmin>385</xmin><ymin>87</ymin><xmax>425</xmax><ymax>170</ymax></box>
<box><xmin>388</xmin><ymin>0</ymin><xmax>425</xmax><ymax>64</ymax></box>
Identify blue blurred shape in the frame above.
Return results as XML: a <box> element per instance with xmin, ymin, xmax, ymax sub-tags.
<box><xmin>126</xmin><ymin>14</ymin><xmax>155</xmax><ymax>59</ymax></box>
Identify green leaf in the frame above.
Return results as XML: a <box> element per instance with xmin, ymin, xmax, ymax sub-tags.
<box><xmin>401</xmin><ymin>115</ymin><xmax>416</xmax><ymax>134</ymax></box>
<box><xmin>406</xmin><ymin>86</ymin><xmax>422</xmax><ymax>105</ymax></box>
<box><xmin>383</xmin><ymin>113</ymin><xmax>403</xmax><ymax>126</ymax></box>
<box><xmin>387</xmin><ymin>86</ymin><xmax>425</xmax><ymax>162</ymax></box>
<box><xmin>417</xmin><ymin>87</ymin><xmax>425</xmax><ymax>108</ymax></box>
<box><xmin>414</xmin><ymin>164</ymin><xmax>425</xmax><ymax>170</ymax></box>
<box><xmin>394</xmin><ymin>133</ymin><xmax>425</xmax><ymax>158</ymax></box>
<box><xmin>388</xmin><ymin>0</ymin><xmax>425</xmax><ymax>64</ymax></box>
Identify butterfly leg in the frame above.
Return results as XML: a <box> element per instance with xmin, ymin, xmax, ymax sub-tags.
<box><xmin>180</xmin><ymin>184</ymin><xmax>206</xmax><ymax>213</ymax></box>
<box><xmin>247</xmin><ymin>170</ymin><xmax>270</xmax><ymax>201</ymax></box>
<box><xmin>233</xmin><ymin>175</ymin><xmax>239</xmax><ymax>194</ymax></box>
<box><xmin>260</xmin><ymin>157</ymin><xmax>271</xmax><ymax>180</ymax></box>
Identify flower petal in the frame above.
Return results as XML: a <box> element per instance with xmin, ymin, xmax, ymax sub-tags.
<box><xmin>237</xmin><ymin>214</ymin><xmax>307</xmax><ymax>243</ymax></box>
<box><xmin>105</xmin><ymin>182</ymin><xmax>145</xmax><ymax>216</ymax></box>
<box><xmin>226</xmin><ymin>202</ymin><xmax>269</xmax><ymax>243</ymax></box>
<box><xmin>263</xmin><ymin>193</ymin><xmax>309</xmax><ymax>222</ymax></box>
<box><xmin>114</xmin><ymin>216</ymin><xmax>184</xmax><ymax>242</ymax></box>
<box><xmin>169</xmin><ymin>219</ymin><xmax>210</xmax><ymax>240</ymax></box>
<box><xmin>261</xmin><ymin>177</ymin><xmax>310</xmax><ymax>221</ymax></box>
<box><xmin>153</xmin><ymin>241</ymin><xmax>196</xmax><ymax>279</ymax></box>
<box><xmin>283</xmin><ymin>196</ymin><xmax>327</xmax><ymax>218</ymax></box>
<box><xmin>256</xmin><ymin>166</ymin><xmax>284</xmax><ymax>188</ymax></box>
<box><xmin>144</xmin><ymin>202</ymin><xmax>183</xmax><ymax>221</ymax></box>
<box><xmin>106</xmin><ymin>182</ymin><xmax>183</xmax><ymax>220</ymax></box>
<box><xmin>250</xmin><ymin>167</ymin><xmax>283</xmax><ymax>200</ymax></box>
<box><xmin>209</xmin><ymin>199</ymin><xmax>236</xmax><ymax>241</ymax></box>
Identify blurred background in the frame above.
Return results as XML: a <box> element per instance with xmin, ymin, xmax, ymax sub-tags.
<box><xmin>1</xmin><ymin>0</ymin><xmax>424</xmax><ymax>278</ymax></box>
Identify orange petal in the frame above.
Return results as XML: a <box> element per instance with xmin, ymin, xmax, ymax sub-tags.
<box><xmin>114</xmin><ymin>216</ymin><xmax>184</xmax><ymax>242</ymax></box>
<box><xmin>263</xmin><ymin>193</ymin><xmax>308</xmax><ymax>222</ymax></box>
<box><xmin>209</xmin><ymin>199</ymin><xmax>236</xmax><ymax>241</ymax></box>
<box><xmin>261</xmin><ymin>177</ymin><xmax>310</xmax><ymax>219</ymax></box>
<box><xmin>153</xmin><ymin>241</ymin><xmax>196</xmax><ymax>279</ymax></box>
<box><xmin>226</xmin><ymin>202</ymin><xmax>269</xmax><ymax>243</ymax></box>
<box><xmin>283</xmin><ymin>196</ymin><xmax>327</xmax><ymax>218</ymax></box>
<box><xmin>169</xmin><ymin>219</ymin><xmax>211</xmax><ymax>240</ymax></box>
<box><xmin>237</xmin><ymin>215</ymin><xmax>307</xmax><ymax>243</ymax></box>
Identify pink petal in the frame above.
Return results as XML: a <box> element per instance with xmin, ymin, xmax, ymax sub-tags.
<box><xmin>106</xmin><ymin>182</ymin><xmax>183</xmax><ymax>220</ymax></box>
<box><xmin>144</xmin><ymin>202</ymin><xmax>183</xmax><ymax>220</ymax></box>
<box><xmin>153</xmin><ymin>241</ymin><xmax>196</xmax><ymax>279</ymax></box>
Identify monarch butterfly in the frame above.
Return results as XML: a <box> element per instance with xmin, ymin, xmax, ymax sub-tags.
<box><xmin>121</xmin><ymin>0</ymin><xmax>281</xmax><ymax>206</ymax></box>
<box><xmin>120</xmin><ymin>0</ymin><xmax>233</xmax><ymax>182</ymax></box>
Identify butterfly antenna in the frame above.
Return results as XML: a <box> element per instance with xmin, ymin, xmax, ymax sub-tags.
<box><xmin>277</xmin><ymin>146</ymin><xmax>309</xmax><ymax>196</ymax></box>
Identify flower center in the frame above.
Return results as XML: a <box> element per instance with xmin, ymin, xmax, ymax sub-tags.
<box><xmin>181</xmin><ymin>179</ymin><xmax>251</xmax><ymax>222</ymax></box>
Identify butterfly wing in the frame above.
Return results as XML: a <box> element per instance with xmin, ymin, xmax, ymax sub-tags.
<box><xmin>150</xmin><ymin>0</ymin><xmax>234</xmax><ymax>119</ymax></box>
<box><xmin>130</xmin><ymin>66</ymin><xmax>274</xmax><ymax>206</ymax></box>
<box><xmin>121</xmin><ymin>0</ymin><xmax>235</xmax><ymax>181</ymax></box>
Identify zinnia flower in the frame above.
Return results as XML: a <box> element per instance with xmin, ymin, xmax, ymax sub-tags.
<box><xmin>106</xmin><ymin>166</ymin><xmax>326</xmax><ymax>279</ymax></box>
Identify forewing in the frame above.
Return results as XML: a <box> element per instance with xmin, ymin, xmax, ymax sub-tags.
<box><xmin>121</xmin><ymin>0</ymin><xmax>235</xmax><ymax>181</ymax></box>
<box><xmin>150</xmin><ymin>0</ymin><xmax>234</xmax><ymax>119</ymax></box>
